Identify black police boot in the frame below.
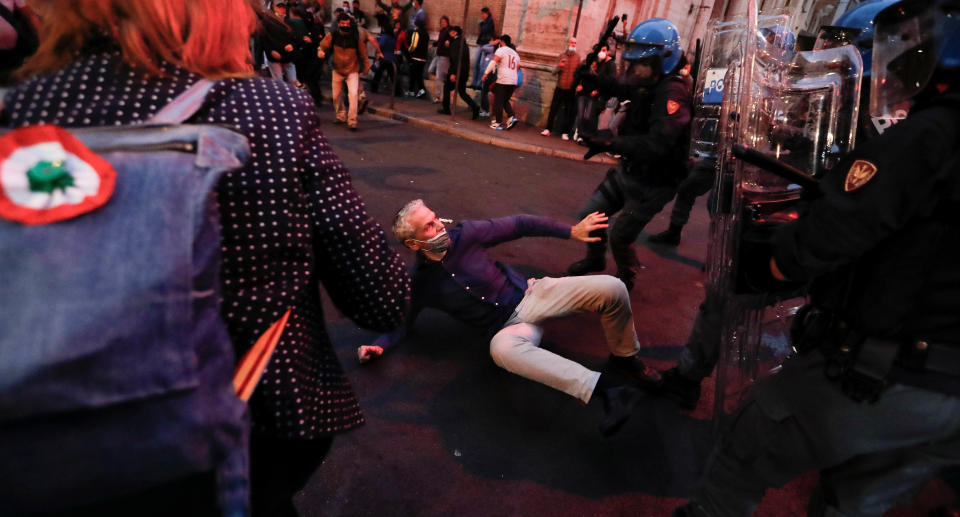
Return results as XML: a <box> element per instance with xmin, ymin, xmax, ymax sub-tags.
<box><xmin>608</xmin><ymin>354</ymin><xmax>662</xmax><ymax>390</ymax></box>
<box><xmin>566</xmin><ymin>241</ymin><xmax>606</xmax><ymax>276</ymax></box>
<box><xmin>595</xmin><ymin>375</ymin><xmax>643</xmax><ymax>437</ymax></box>
<box><xmin>649</xmin><ymin>224</ymin><xmax>683</xmax><ymax>246</ymax></box>
<box><xmin>656</xmin><ymin>367</ymin><xmax>702</xmax><ymax>410</ymax></box>
<box><xmin>615</xmin><ymin>265</ymin><xmax>639</xmax><ymax>291</ymax></box>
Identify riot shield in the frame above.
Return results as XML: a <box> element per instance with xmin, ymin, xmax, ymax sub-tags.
<box><xmin>704</xmin><ymin>5</ymin><xmax>863</xmax><ymax>417</ymax></box>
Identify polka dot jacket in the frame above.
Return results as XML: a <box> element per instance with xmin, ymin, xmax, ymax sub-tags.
<box><xmin>3</xmin><ymin>51</ymin><xmax>411</xmax><ymax>439</ymax></box>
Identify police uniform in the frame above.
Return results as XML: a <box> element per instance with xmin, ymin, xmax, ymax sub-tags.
<box><xmin>683</xmin><ymin>93</ymin><xmax>960</xmax><ymax>516</ymax></box>
<box><xmin>574</xmin><ymin>72</ymin><xmax>692</xmax><ymax>286</ymax></box>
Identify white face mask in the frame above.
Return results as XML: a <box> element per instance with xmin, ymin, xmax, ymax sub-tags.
<box><xmin>597</xmin><ymin>51</ymin><xmax>607</xmax><ymax>60</ymax></box>
<box><xmin>411</xmin><ymin>229</ymin><xmax>450</xmax><ymax>255</ymax></box>
<box><xmin>568</xmin><ymin>46</ymin><xmax>577</xmax><ymax>52</ymax></box>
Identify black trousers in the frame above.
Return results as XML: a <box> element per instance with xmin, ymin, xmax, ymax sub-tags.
<box><xmin>408</xmin><ymin>59</ymin><xmax>426</xmax><ymax>93</ymax></box>
<box><xmin>370</xmin><ymin>59</ymin><xmax>400</xmax><ymax>95</ymax></box>
<box><xmin>546</xmin><ymin>87</ymin><xmax>576</xmax><ymax>135</ymax></box>
<box><xmin>491</xmin><ymin>83</ymin><xmax>516</xmax><ymax>124</ymax></box>
<box><xmin>577</xmin><ymin>172</ymin><xmax>677</xmax><ymax>276</ymax></box>
<box><xmin>443</xmin><ymin>76</ymin><xmax>479</xmax><ymax>113</ymax></box>
<box><xmin>250</xmin><ymin>433</ymin><xmax>334</xmax><ymax>517</ymax></box>
<box><xmin>669</xmin><ymin>156</ymin><xmax>717</xmax><ymax>228</ymax></box>
<box><xmin>477</xmin><ymin>75</ymin><xmax>496</xmax><ymax>111</ymax></box>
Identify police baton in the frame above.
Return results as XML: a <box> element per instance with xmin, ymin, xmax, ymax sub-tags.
<box><xmin>732</xmin><ymin>144</ymin><xmax>819</xmax><ymax>190</ymax></box>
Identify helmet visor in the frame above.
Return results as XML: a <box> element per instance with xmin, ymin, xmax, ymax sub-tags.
<box><xmin>870</xmin><ymin>0</ymin><xmax>937</xmax><ymax>118</ymax></box>
<box><xmin>814</xmin><ymin>25</ymin><xmax>860</xmax><ymax>50</ymax></box>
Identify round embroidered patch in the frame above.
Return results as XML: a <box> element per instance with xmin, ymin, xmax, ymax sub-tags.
<box><xmin>0</xmin><ymin>125</ymin><xmax>116</xmax><ymax>225</ymax></box>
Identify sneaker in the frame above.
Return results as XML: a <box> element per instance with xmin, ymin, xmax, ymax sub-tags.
<box><xmin>608</xmin><ymin>354</ymin><xmax>662</xmax><ymax>390</ymax></box>
<box><xmin>416</xmin><ymin>89</ymin><xmax>427</xmax><ymax>99</ymax></box>
<box><xmin>478</xmin><ymin>110</ymin><xmax>490</xmax><ymax>118</ymax></box>
<box><xmin>598</xmin><ymin>385</ymin><xmax>643</xmax><ymax>437</ymax></box>
<box><xmin>656</xmin><ymin>368</ymin><xmax>702</xmax><ymax>410</ymax></box>
<box><xmin>561</xmin><ymin>133</ymin><xmax>570</xmax><ymax>141</ymax></box>
<box><xmin>506</xmin><ymin>116</ymin><xmax>519</xmax><ymax>130</ymax></box>
<box><xmin>540</xmin><ymin>129</ymin><xmax>551</xmax><ymax>136</ymax></box>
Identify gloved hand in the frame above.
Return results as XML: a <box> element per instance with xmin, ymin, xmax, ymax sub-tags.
<box><xmin>582</xmin><ymin>135</ymin><xmax>615</xmax><ymax>160</ymax></box>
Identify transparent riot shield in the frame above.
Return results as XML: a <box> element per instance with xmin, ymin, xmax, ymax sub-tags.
<box><xmin>690</xmin><ymin>14</ymin><xmax>792</xmax><ymax>163</ymax></box>
<box><xmin>705</xmin><ymin>6</ymin><xmax>863</xmax><ymax>417</ymax></box>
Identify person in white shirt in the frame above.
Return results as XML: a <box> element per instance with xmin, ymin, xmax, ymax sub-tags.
<box><xmin>482</xmin><ymin>34</ymin><xmax>520</xmax><ymax>130</ymax></box>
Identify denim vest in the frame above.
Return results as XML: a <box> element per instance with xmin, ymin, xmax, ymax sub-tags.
<box><xmin>0</xmin><ymin>82</ymin><xmax>251</xmax><ymax>515</ymax></box>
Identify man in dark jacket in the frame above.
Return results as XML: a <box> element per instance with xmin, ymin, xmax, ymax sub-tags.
<box><xmin>471</xmin><ymin>6</ymin><xmax>496</xmax><ymax>88</ymax></box>
<box><xmin>438</xmin><ymin>26</ymin><xmax>480</xmax><ymax>118</ymax></box>
<box><xmin>405</xmin><ymin>16</ymin><xmax>429</xmax><ymax>98</ymax></box>
<box><xmin>360</xmin><ymin>200</ymin><xmax>662</xmax><ymax>436</ymax></box>
<box><xmin>567</xmin><ymin>19</ymin><xmax>692</xmax><ymax>291</ymax></box>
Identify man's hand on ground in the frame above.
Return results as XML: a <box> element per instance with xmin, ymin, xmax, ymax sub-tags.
<box><xmin>571</xmin><ymin>212</ymin><xmax>609</xmax><ymax>242</ymax></box>
<box><xmin>357</xmin><ymin>345</ymin><xmax>384</xmax><ymax>363</ymax></box>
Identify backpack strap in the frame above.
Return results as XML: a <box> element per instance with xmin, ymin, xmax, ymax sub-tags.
<box><xmin>148</xmin><ymin>79</ymin><xmax>217</xmax><ymax>124</ymax></box>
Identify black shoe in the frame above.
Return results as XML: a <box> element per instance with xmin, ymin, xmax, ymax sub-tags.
<box><xmin>437</xmin><ymin>108</ymin><xmax>452</xmax><ymax>115</ymax></box>
<box><xmin>656</xmin><ymin>368</ymin><xmax>702</xmax><ymax>410</ymax></box>
<box><xmin>334</xmin><ymin>119</ymin><xmax>346</xmax><ymax>125</ymax></box>
<box><xmin>608</xmin><ymin>354</ymin><xmax>662</xmax><ymax>389</ymax></box>
<box><xmin>649</xmin><ymin>226</ymin><xmax>682</xmax><ymax>246</ymax></box>
<box><xmin>566</xmin><ymin>256</ymin><xmax>606</xmax><ymax>276</ymax></box>
<box><xmin>471</xmin><ymin>106</ymin><xmax>480</xmax><ymax>120</ymax></box>
<box><xmin>598</xmin><ymin>385</ymin><xmax>643</xmax><ymax>437</ymax></box>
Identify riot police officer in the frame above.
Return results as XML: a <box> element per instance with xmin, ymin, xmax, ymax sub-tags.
<box><xmin>815</xmin><ymin>0</ymin><xmax>903</xmax><ymax>141</ymax></box>
<box><xmin>677</xmin><ymin>0</ymin><xmax>960</xmax><ymax>514</ymax></box>
<box><xmin>648</xmin><ymin>25</ymin><xmax>796</xmax><ymax>247</ymax></box>
<box><xmin>566</xmin><ymin>18</ymin><xmax>693</xmax><ymax>290</ymax></box>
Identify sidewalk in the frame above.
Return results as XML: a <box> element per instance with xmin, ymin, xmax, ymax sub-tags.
<box><xmin>360</xmin><ymin>88</ymin><xmax>618</xmax><ymax>165</ymax></box>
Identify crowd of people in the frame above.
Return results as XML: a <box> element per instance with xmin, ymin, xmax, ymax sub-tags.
<box><xmin>1</xmin><ymin>0</ymin><xmax>958</xmax><ymax>516</ymax></box>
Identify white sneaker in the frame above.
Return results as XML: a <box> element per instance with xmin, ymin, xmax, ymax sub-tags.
<box><xmin>479</xmin><ymin>110</ymin><xmax>490</xmax><ymax>118</ymax></box>
<box><xmin>540</xmin><ymin>129</ymin><xmax>551</xmax><ymax>136</ymax></box>
<box><xmin>561</xmin><ymin>133</ymin><xmax>570</xmax><ymax>141</ymax></box>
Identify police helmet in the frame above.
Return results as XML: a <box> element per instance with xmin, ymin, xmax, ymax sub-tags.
<box><xmin>760</xmin><ymin>25</ymin><xmax>797</xmax><ymax>51</ymax></box>
<box><xmin>623</xmin><ymin>18</ymin><xmax>682</xmax><ymax>74</ymax></box>
<box><xmin>815</xmin><ymin>0</ymin><xmax>900</xmax><ymax>76</ymax></box>
<box><xmin>870</xmin><ymin>0</ymin><xmax>960</xmax><ymax>117</ymax></box>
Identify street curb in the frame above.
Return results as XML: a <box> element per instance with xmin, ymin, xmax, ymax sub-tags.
<box><xmin>365</xmin><ymin>104</ymin><xmax>617</xmax><ymax>165</ymax></box>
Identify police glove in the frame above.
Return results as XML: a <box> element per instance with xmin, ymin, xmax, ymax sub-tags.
<box><xmin>582</xmin><ymin>135</ymin><xmax>615</xmax><ymax>160</ymax></box>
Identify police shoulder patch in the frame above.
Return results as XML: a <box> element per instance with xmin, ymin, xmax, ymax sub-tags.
<box><xmin>666</xmin><ymin>100</ymin><xmax>680</xmax><ymax>115</ymax></box>
<box><xmin>843</xmin><ymin>159</ymin><xmax>878</xmax><ymax>192</ymax></box>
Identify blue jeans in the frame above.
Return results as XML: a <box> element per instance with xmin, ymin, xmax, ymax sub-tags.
<box><xmin>0</xmin><ymin>124</ymin><xmax>251</xmax><ymax>515</ymax></box>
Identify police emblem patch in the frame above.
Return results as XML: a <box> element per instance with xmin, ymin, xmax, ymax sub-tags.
<box><xmin>843</xmin><ymin>159</ymin><xmax>878</xmax><ymax>192</ymax></box>
<box><xmin>667</xmin><ymin>100</ymin><xmax>680</xmax><ymax>115</ymax></box>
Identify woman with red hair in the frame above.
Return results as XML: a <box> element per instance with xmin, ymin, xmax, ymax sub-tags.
<box><xmin>5</xmin><ymin>1</ymin><xmax>409</xmax><ymax>515</ymax></box>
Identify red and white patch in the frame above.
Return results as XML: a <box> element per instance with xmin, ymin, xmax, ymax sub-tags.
<box><xmin>0</xmin><ymin>125</ymin><xmax>116</xmax><ymax>225</ymax></box>
<box><xmin>667</xmin><ymin>100</ymin><xmax>681</xmax><ymax>115</ymax></box>
<box><xmin>843</xmin><ymin>159</ymin><xmax>878</xmax><ymax>192</ymax></box>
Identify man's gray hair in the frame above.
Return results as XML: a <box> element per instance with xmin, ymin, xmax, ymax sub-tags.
<box><xmin>393</xmin><ymin>199</ymin><xmax>424</xmax><ymax>242</ymax></box>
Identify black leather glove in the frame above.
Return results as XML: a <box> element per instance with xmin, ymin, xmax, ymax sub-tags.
<box><xmin>582</xmin><ymin>135</ymin><xmax>614</xmax><ymax>160</ymax></box>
